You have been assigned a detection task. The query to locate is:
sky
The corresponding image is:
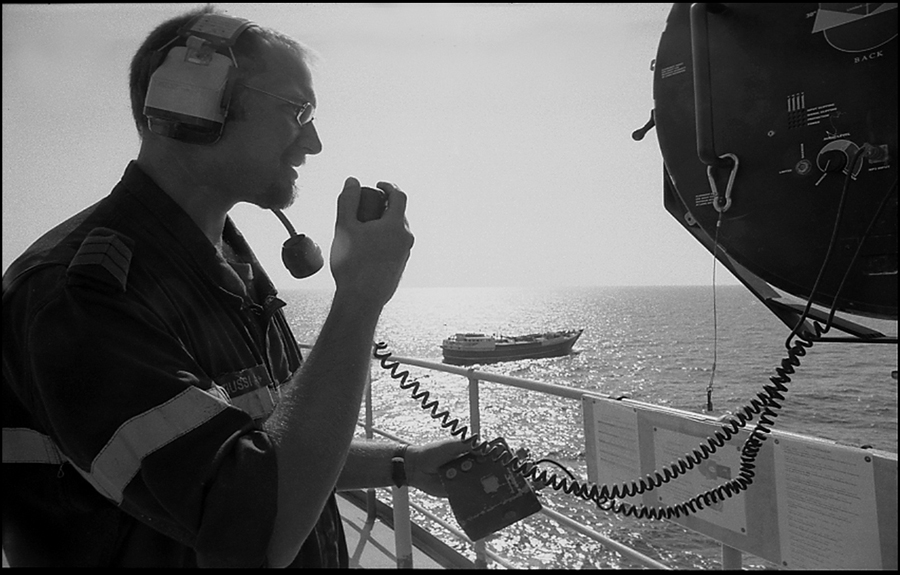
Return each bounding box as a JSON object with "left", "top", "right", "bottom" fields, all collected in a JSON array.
[{"left": 2, "top": 3, "right": 740, "bottom": 291}]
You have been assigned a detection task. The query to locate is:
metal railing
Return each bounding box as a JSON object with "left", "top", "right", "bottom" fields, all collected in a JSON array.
[
  {"left": 300, "top": 343, "right": 695, "bottom": 569},
  {"left": 376, "top": 351, "right": 679, "bottom": 569}
]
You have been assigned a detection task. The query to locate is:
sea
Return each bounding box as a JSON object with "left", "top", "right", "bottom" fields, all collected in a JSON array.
[{"left": 280, "top": 285, "right": 898, "bottom": 570}]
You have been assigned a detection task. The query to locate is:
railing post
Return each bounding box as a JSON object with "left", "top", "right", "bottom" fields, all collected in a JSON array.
[
  {"left": 468, "top": 370, "right": 481, "bottom": 436},
  {"left": 392, "top": 486, "right": 414, "bottom": 568},
  {"left": 721, "top": 544, "right": 742, "bottom": 570},
  {"left": 365, "top": 366, "right": 374, "bottom": 440},
  {"left": 351, "top": 366, "right": 379, "bottom": 566},
  {"left": 467, "top": 370, "right": 489, "bottom": 569}
]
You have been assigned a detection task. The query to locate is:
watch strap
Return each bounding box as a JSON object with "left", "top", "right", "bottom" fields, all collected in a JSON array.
[{"left": 391, "top": 444, "right": 409, "bottom": 488}]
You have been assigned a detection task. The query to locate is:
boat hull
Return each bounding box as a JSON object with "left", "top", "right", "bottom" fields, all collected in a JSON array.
[{"left": 441, "top": 331, "right": 581, "bottom": 365}]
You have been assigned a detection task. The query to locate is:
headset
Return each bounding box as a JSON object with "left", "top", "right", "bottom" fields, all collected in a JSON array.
[
  {"left": 144, "top": 13, "right": 254, "bottom": 145},
  {"left": 143, "top": 13, "right": 334, "bottom": 278}
]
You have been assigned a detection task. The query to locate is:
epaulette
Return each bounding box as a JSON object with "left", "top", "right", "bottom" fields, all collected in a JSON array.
[{"left": 66, "top": 227, "right": 135, "bottom": 293}]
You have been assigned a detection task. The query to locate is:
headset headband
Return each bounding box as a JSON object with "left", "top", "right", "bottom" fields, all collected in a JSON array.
[{"left": 178, "top": 14, "right": 255, "bottom": 52}]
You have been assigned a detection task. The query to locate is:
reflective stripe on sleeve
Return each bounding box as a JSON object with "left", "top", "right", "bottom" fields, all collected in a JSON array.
[
  {"left": 4, "top": 387, "right": 231, "bottom": 504},
  {"left": 86, "top": 386, "right": 231, "bottom": 503}
]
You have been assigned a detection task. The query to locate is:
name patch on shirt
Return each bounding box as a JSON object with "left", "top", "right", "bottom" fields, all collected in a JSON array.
[
  {"left": 216, "top": 364, "right": 271, "bottom": 397},
  {"left": 214, "top": 365, "right": 278, "bottom": 420}
]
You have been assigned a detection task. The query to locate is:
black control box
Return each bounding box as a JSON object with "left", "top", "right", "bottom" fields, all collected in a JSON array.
[{"left": 439, "top": 438, "right": 542, "bottom": 541}]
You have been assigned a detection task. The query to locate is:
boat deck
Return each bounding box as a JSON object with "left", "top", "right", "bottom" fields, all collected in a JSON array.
[
  {"left": 1, "top": 493, "right": 463, "bottom": 569},
  {"left": 338, "top": 489, "right": 473, "bottom": 569},
  {"left": 339, "top": 492, "right": 445, "bottom": 569}
]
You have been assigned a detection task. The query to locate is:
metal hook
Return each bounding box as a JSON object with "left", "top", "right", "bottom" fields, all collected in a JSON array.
[{"left": 707, "top": 153, "right": 739, "bottom": 213}]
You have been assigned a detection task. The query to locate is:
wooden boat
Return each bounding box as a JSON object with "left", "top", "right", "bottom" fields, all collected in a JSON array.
[{"left": 441, "top": 329, "right": 583, "bottom": 365}]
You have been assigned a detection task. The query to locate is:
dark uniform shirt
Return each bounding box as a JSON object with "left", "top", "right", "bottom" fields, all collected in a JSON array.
[{"left": 2, "top": 162, "right": 347, "bottom": 567}]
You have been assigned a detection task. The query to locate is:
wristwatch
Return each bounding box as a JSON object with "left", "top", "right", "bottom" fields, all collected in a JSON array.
[{"left": 391, "top": 444, "right": 409, "bottom": 488}]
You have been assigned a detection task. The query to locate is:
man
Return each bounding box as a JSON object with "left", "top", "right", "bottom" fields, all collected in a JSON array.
[{"left": 2, "top": 6, "right": 468, "bottom": 568}]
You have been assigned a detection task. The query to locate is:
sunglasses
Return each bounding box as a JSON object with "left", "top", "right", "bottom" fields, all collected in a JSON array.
[{"left": 239, "top": 84, "right": 315, "bottom": 127}]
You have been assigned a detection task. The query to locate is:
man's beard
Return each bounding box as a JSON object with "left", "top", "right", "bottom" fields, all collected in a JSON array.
[{"left": 257, "top": 180, "right": 297, "bottom": 211}]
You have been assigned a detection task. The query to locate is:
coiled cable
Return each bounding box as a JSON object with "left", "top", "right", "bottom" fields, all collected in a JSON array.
[{"left": 373, "top": 338, "right": 796, "bottom": 519}]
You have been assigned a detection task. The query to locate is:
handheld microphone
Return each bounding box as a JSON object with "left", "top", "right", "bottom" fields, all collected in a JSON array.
[
  {"left": 272, "top": 209, "right": 324, "bottom": 278},
  {"left": 274, "top": 185, "right": 387, "bottom": 279},
  {"left": 356, "top": 185, "right": 387, "bottom": 222}
]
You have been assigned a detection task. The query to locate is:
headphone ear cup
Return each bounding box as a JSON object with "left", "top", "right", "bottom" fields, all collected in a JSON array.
[
  {"left": 144, "top": 47, "right": 235, "bottom": 144},
  {"left": 142, "top": 14, "right": 254, "bottom": 144}
]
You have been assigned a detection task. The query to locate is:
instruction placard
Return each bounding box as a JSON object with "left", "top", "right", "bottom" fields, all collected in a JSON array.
[
  {"left": 582, "top": 394, "right": 896, "bottom": 569},
  {"left": 773, "top": 435, "right": 881, "bottom": 569}
]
